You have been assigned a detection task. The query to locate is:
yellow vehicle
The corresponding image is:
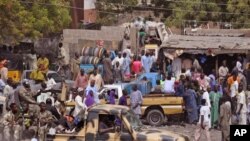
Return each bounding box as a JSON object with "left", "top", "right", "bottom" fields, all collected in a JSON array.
[
  {"left": 134, "top": 94, "right": 184, "bottom": 126},
  {"left": 51, "top": 104, "right": 189, "bottom": 141},
  {"left": 8, "top": 70, "right": 21, "bottom": 83},
  {"left": 66, "top": 85, "right": 185, "bottom": 127}
]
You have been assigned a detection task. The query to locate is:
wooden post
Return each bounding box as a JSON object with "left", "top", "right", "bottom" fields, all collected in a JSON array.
[{"left": 60, "top": 82, "right": 67, "bottom": 102}]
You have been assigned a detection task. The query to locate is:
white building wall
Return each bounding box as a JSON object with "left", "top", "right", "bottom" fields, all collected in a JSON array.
[{"left": 84, "top": 0, "right": 96, "bottom": 10}]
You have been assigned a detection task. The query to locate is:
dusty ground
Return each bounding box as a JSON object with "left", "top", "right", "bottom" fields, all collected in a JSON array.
[{"left": 144, "top": 124, "right": 221, "bottom": 141}]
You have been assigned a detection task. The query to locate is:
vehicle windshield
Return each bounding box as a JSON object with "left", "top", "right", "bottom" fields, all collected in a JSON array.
[{"left": 125, "top": 110, "right": 143, "bottom": 131}]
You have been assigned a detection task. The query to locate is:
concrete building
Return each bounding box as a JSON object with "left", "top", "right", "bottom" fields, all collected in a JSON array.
[{"left": 70, "top": 0, "right": 97, "bottom": 29}]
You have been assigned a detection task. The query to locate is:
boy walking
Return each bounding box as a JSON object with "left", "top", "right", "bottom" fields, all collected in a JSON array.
[{"left": 194, "top": 99, "right": 211, "bottom": 141}]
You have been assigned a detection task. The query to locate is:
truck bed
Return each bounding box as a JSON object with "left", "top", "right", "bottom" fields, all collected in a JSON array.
[
  {"left": 127, "top": 94, "right": 183, "bottom": 106},
  {"left": 142, "top": 94, "right": 183, "bottom": 105}
]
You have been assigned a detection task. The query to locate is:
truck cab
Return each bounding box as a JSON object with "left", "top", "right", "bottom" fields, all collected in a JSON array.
[{"left": 52, "top": 104, "right": 189, "bottom": 141}]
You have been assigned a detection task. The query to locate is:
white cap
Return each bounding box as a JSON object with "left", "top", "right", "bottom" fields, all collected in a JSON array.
[{"left": 77, "top": 87, "right": 84, "bottom": 92}]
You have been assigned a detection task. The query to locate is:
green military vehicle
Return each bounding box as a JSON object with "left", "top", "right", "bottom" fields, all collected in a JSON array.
[{"left": 50, "top": 104, "right": 189, "bottom": 141}]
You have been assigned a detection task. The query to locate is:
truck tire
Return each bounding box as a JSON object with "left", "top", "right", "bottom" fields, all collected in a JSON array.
[{"left": 146, "top": 109, "right": 164, "bottom": 126}]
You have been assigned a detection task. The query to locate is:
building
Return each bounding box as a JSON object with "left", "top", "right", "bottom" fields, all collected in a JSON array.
[{"left": 70, "top": 0, "right": 97, "bottom": 29}]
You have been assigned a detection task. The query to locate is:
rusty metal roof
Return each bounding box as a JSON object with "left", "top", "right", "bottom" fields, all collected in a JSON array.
[{"left": 161, "top": 35, "right": 250, "bottom": 54}]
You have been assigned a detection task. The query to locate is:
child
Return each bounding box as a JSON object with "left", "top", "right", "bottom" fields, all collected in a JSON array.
[{"left": 194, "top": 99, "right": 211, "bottom": 141}]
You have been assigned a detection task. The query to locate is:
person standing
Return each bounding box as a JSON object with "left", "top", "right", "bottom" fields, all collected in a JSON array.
[
  {"left": 3, "top": 78, "right": 14, "bottom": 108},
  {"left": 70, "top": 53, "right": 80, "bottom": 80},
  {"left": 176, "top": 75, "right": 186, "bottom": 96},
  {"left": 197, "top": 73, "right": 209, "bottom": 91},
  {"left": 26, "top": 49, "right": 38, "bottom": 70},
  {"left": 219, "top": 60, "right": 229, "bottom": 85},
  {"left": 103, "top": 53, "right": 113, "bottom": 84},
  {"left": 85, "top": 90, "right": 95, "bottom": 107},
  {"left": 229, "top": 73, "right": 239, "bottom": 98},
  {"left": 18, "top": 82, "right": 38, "bottom": 114},
  {"left": 46, "top": 75, "right": 56, "bottom": 89},
  {"left": 86, "top": 80, "right": 99, "bottom": 104},
  {"left": 121, "top": 53, "right": 131, "bottom": 79},
  {"left": 0, "top": 59, "right": 8, "bottom": 82},
  {"left": 0, "top": 74, "right": 6, "bottom": 95},
  {"left": 37, "top": 54, "right": 49, "bottom": 74},
  {"left": 130, "top": 85, "right": 143, "bottom": 119},
  {"left": 112, "top": 52, "right": 124, "bottom": 68},
  {"left": 113, "top": 62, "right": 122, "bottom": 83},
  {"left": 172, "top": 57, "right": 182, "bottom": 79},
  {"left": 74, "top": 69, "right": 88, "bottom": 89},
  {"left": 236, "top": 56, "right": 243, "bottom": 73},
  {"left": 237, "top": 84, "right": 247, "bottom": 125},
  {"left": 183, "top": 83, "right": 198, "bottom": 124},
  {"left": 123, "top": 46, "right": 132, "bottom": 58},
  {"left": 202, "top": 87, "right": 211, "bottom": 108},
  {"left": 209, "top": 86, "right": 222, "bottom": 128},
  {"left": 37, "top": 102, "right": 53, "bottom": 141},
  {"left": 132, "top": 56, "right": 142, "bottom": 75},
  {"left": 3, "top": 103, "right": 21, "bottom": 141},
  {"left": 58, "top": 43, "right": 68, "bottom": 67},
  {"left": 89, "top": 67, "right": 104, "bottom": 91},
  {"left": 219, "top": 97, "right": 231, "bottom": 141},
  {"left": 194, "top": 99, "right": 211, "bottom": 141},
  {"left": 141, "top": 52, "right": 151, "bottom": 73},
  {"left": 119, "top": 90, "right": 128, "bottom": 106},
  {"left": 73, "top": 90, "right": 87, "bottom": 117}
]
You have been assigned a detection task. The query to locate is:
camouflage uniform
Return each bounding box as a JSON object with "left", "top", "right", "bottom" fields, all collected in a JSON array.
[
  {"left": 2, "top": 111, "right": 21, "bottom": 141},
  {"left": 38, "top": 110, "right": 54, "bottom": 141},
  {"left": 18, "top": 86, "right": 39, "bottom": 114}
]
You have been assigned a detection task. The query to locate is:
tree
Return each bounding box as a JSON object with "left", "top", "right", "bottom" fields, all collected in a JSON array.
[
  {"left": 226, "top": 0, "right": 250, "bottom": 28},
  {"left": 95, "top": 0, "right": 137, "bottom": 25},
  {"left": 0, "top": 0, "right": 71, "bottom": 44},
  {"left": 163, "top": 0, "right": 220, "bottom": 27}
]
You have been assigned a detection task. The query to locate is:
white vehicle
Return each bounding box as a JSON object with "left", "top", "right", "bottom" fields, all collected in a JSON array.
[{"left": 20, "top": 70, "right": 74, "bottom": 91}]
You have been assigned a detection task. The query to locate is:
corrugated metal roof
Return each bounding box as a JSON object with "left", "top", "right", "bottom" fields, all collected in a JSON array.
[{"left": 161, "top": 35, "right": 250, "bottom": 50}]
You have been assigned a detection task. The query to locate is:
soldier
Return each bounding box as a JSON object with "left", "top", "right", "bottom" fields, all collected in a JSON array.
[
  {"left": 3, "top": 103, "right": 21, "bottom": 141},
  {"left": 18, "top": 81, "right": 39, "bottom": 114},
  {"left": 38, "top": 102, "right": 54, "bottom": 141}
]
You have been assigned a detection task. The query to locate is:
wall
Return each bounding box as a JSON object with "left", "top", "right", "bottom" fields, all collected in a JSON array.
[{"left": 62, "top": 26, "right": 127, "bottom": 58}]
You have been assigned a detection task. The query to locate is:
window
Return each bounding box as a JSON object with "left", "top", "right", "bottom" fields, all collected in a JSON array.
[
  {"left": 98, "top": 114, "right": 116, "bottom": 134},
  {"left": 47, "top": 73, "right": 62, "bottom": 83}
]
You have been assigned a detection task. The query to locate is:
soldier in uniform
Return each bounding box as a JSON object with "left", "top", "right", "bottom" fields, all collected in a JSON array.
[
  {"left": 3, "top": 103, "right": 21, "bottom": 141},
  {"left": 18, "top": 81, "right": 39, "bottom": 114},
  {"left": 38, "top": 102, "right": 54, "bottom": 141}
]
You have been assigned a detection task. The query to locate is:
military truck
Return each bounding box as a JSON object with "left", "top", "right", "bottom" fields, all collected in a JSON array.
[{"left": 51, "top": 104, "right": 189, "bottom": 141}]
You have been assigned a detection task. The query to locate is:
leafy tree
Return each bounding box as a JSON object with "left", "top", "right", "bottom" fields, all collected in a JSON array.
[
  {"left": 163, "top": 0, "right": 220, "bottom": 27},
  {"left": 96, "top": 0, "right": 137, "bottom": 25},
  {"left": 0, "top": 0, "right": 71, "bottom": 44},
  {"left": 226, "top": 0, "right": 250, "bottom": 28}
]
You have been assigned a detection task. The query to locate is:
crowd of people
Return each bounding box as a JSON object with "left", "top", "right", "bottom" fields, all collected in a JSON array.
[{"left": 1, "top": 41, "right": 250, "bottom": 141}]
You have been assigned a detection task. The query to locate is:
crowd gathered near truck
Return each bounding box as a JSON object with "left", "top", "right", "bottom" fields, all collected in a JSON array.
[{"left": 0, "top": 20, "right": 250, "bottom": 141}]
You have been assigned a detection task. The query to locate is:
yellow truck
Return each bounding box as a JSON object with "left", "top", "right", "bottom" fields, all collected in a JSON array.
[
  {"left": 50, "top": 104, "right": 189, "bottom": 141},
  {"left": 66, "top": 85, "right": 185, "bottom": 127}
]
